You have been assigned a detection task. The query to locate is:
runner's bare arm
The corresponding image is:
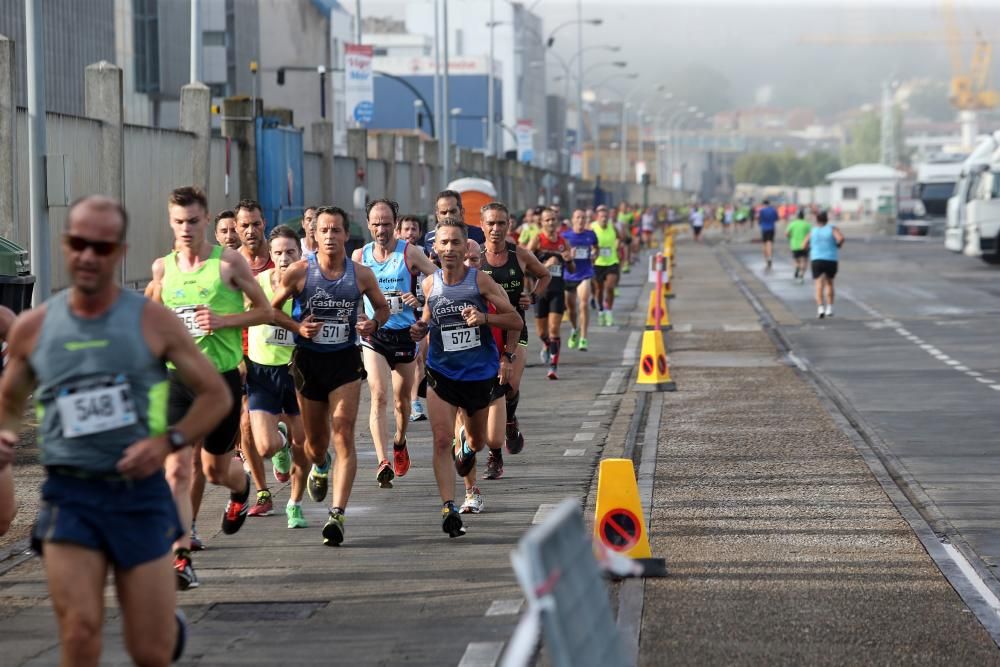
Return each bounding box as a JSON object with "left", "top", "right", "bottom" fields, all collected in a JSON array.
[
  {"left": 355, "top": 263, "right": 390, "bottom": 336},
  {"left": 146, "top": 257, "right": 166, "bottom": 303},
  {"left": 351, "top": 248, "right": 363, "bottom": 263},
  {"left": 476, "top": 272, "right": 524, "bottom": 331},
  {"left": 802, "top": 231, "right": 812, "bottom": 250},
  {"left": 517, "top": 246, "right": 551, "bottom": 298},
  {"left": 271, "top": 260, "right": 310, "bottom": 335},
  {"left": 833, "top": 227, "right": 845, "bottom": 247},
  {"left": 118, "top": 302, "right": 233, "bottom": 479},
  {"left": 210, "top": 247, "right": 274, "bottom": 330},
  {"left": 410, "top": 276, "right": 433, "bottom": 340},
  {"left": 406, "top": 243, "right": 439, "bottom": 278},
  {"left": 0, "top": 306, "right": 15, "bottom": 341},
  {"left": 0, "top": 309, "right": 44, "bottom": 451}
]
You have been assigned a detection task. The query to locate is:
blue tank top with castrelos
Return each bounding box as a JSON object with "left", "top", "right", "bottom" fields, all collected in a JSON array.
[
  {"left": 426, "top": 268, "right": 498, "bottom": 382},
  {"left": 809, "top": 225, "right": 839, "bottom": 262},
  {"left": 292, "top": 254, "right": 361, "bottom": 353},
  {"left": 361, "top": 239, "right": 415, "bottom": 330}
]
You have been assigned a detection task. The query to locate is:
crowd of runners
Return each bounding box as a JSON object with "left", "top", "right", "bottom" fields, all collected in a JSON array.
[{"left": 0, "top": 187, "right": 656, "bottom": 666}]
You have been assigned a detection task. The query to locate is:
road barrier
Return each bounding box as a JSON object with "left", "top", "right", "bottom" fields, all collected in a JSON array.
[
  {"left": 504, "top": 499, "right": 628, "bottom": 667},
  {"left": 636, "top": 252, "right": 676, "bottom": 392},
  {"left": 594, "top": 459, "right": 653, "bottom": 559}
]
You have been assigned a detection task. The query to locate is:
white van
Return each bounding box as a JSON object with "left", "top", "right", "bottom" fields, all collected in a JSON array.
[{"left": 945, "top": 133, "right": 998, "bottom": 253}]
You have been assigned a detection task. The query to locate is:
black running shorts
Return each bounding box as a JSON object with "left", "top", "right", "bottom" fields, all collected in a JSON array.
[
  {"left": 362, "top": 326, "right": 417, "bottom": 369},
  {"left": 792, "top": 249, "right": 808, "bottom": 259},
  {"left": 761, "top": 229, "right": 776, "bottom": 243},
  {"left": 291, "top": 346, "right": 366, "bottom": 402},
  {"left": 168, "top": 368, "right": 242, "bottom": 455},
  {"left": 594, "top": 264, "right": 620, "bottom": 283},
  {"left": 535, "top": 289, "right": 566, "bottom": 319},
  {"left": 426, "top": 368, "right": 497, "bottom": 416},
  {"left": 811, "top": 260, "right": 838, "bottom": 279}
]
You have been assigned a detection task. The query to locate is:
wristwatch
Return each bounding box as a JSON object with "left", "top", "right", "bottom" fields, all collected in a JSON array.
[
  {"left": 503, "top": 351, "right": 517, "bottom": 362},
  {"left": 166, "top": 428, "right": 188, "bottom": 452}
]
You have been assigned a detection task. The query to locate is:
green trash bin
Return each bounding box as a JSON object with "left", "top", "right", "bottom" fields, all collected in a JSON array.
[{"left": 0, "top": 237, "right": 35, "bottom": 314}]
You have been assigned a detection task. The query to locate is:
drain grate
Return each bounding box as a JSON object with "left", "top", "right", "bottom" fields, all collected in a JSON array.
[{"left": 205, "top": 601, "right": 326, "bottom": 622}]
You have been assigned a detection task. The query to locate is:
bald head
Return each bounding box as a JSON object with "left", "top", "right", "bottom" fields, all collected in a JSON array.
[
  {"left": 464, "top": 239, "right": 482, "bottom": 268},
  {"left": 66, "top": 195, "right": 129, "bottom": 242}
]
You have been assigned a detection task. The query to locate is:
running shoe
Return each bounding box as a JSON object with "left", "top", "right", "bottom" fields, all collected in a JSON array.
[
  {"left": 248, "top": 489, "right": 273, "bottom": 517},
  {"left": 817, "top": 306, "right": 826, "bottom": 319},
  {"left": 484, "top": 450, "right": 505, "bottom": 479},
  {"left": 539, "top": 346, "right": 551, "bottom": 366},
  {"left": 825, "top": 304, "right": 834, "bottom": 318},
  {"left": 567, "top": 330, "right": 579, "bottom": 349},
  {"left": 393, "top": 438, "right": 411, "bottom": 477},
  {"left": 189, "top": 526, "right": 205, "bottom": 551},
  {"left": 453, "top": 433, "right": 476, "bottom": 478},
  {"left": 589, "top": 297, "right": 598, "bottom": 310},
  {"left": 286, "top": 504, "right": 307, "bottom": 529},
  {"left": 307, "top": 452, "right": 333, "bottom": 502},
  {"left": 622, "top": 263, "right": 631, "bottom": 274},
  {"left": 547, "top": 368, "right": 559, "bottom": 381},
  {"left": 409, "top": 399, "right": 427, "bottom": 422},
  {"left": 221, "top": 473, "right": 252, "bottom": 534},
  {"left": 322, "top": 510, "right": 346, "bottom": 546},
  {"left": 578, "top": 337, "right": 589, "bottom": 352},
  {"left": 174, "top": 553, "right": 199, "bottom": 591},
  {"left": 505, "top": 419, "right": 524, "bottom": 455},
  {"left": 606, "top": 312, "right": 616, "bottom": 327},
  {"left": 442, "top": 502, "right": 466, "bottom": 538},
  {"left": 460, "top": 486, "right": 485, "bottom": 514},
  {"left": 376, "top": 459, "right": 395, "bottom": 488},
  {"left": 272, "top": 423, "right": 291, "bottom": 483},
  {"left": 613, "top": 287, "right": 621, "bottom": 297}
]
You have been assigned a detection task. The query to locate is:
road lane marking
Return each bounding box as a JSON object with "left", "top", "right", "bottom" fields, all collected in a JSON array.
[
  {"left": 563, "top": 448, "right": 586, "bottom": 456},
  {"left": 619, "top": 331, "right": 641, "bottom": 366},
  {"left": 976, "top": 378, "right": 994, "bottom": 384},
  {"left": 458, "top": 642, "right": 505, "bottom": 667},
  {"left": 587, "top": 409, "right": 607, "bottom": 416},
  {"left": 581, "top": 421, "right": 601, "bottom": 428},
  {"left": 786, "top": 352, "right": 808, "bottom": 371},
  {"left": 955, "top": 365, "right": 970, "bottom": 371},
  {"left": 532, "top": 504, "right": 560, "bottom": 525},
  {"left": 946, "top": 360, "right": 961, "bottom": 366},
  {"left": 992, "top": 386, "right": 1000, "bottom": 391},
  {"left": 941, "top": 543, "right": 1000, "bottom": 619},
  {"left": 967, "top": 371, "right": 983, "bottom": 377},
  {"left": 486, "top": 599, "right": 523, "bottom": 616},
  {"left": 573, "top": 432, "right": 595, "bottom": 442}
]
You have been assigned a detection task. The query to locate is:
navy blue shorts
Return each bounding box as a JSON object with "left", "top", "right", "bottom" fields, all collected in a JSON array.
[
  {"left": 246, "top": 360, "right": 300, "bottom": 415},
  {"left": 32, "top": 470, "right": 183, "bottom": 570}
]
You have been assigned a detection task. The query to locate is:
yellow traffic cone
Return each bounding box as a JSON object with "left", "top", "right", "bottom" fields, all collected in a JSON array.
[
  {"left": 594, "top": 458, "right": 652, "bottom": 559},
  {"left": 645, "top": 290, "right": 672, "bottom": 330},
  {"left": 635, "top": 329, "right": 676, "bottom": 392}
]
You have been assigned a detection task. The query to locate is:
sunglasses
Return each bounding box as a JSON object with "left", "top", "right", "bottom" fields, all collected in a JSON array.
[{"left": 64, "top": 235, "right": 120, "bottom": 256}]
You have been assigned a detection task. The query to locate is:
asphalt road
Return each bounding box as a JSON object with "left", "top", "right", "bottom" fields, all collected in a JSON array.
[{"left": 729, "top": 232, "right": 1000, "bottom": 590}]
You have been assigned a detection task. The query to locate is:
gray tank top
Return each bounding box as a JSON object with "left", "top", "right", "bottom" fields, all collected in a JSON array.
[{"left": 30, "top": 289, "right": 169, "bottom": 473}]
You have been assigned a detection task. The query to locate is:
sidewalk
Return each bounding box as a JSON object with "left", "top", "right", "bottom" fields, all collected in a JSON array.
[{"left": 637, "top": 238, "right": 1000, "bottom": 664}]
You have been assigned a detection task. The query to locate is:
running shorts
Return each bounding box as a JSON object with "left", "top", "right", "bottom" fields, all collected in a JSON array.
[
  {"left": 792, "top": 249, "right": 808, "bottom": 260},
  {"left": 564, "top": 279, "right": 583, "bottom": 291},
  {"left": 426, "top": 367, "right": 497, "bottom": 416},
  {"left": 32, "top": 470, "right": 182, "bottom": 570},
  {"left": 168, "top": 368, "right": 242, "bottom": 455},
  {"left": 535, "top": 289, "right": 566, "bottom": 318},
  {"left": 291, "top": 345, "right": 365, "bottom": 402},
  {"left": 361, "top": 326, "right": 417, "bottom": 369},
  {"left": 594, "top": 264, "right": 620, "bottom": 283},
  {"left": 811, "top": 260, "right": 838, "bottom": 279},
  {"left": 761, "top": 229, "right": 776, "bottom": 243},
  {"left": 246, "top": 360, "right": 300, "bottom": 416}
]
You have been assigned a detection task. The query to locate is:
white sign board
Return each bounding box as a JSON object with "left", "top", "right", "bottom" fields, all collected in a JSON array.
[
  {"left": 345, "top": 44, "right": 374, "bottom": 127},
  {"left": 516, "top": 119, "right": 534, "bottom": 163}
]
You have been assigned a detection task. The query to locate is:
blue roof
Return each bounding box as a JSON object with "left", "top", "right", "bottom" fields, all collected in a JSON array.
[{"left": 310, "top": 0, "right": 344, "bottom": 16}]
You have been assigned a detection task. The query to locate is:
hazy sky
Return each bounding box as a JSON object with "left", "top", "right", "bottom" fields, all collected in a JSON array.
[{"left": 358, "top": 1, "right": 1000, "bottom": 118}]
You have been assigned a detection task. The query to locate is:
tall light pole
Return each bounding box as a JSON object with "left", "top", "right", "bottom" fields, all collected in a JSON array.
[
  {"left": 486, "top": 0, "right": 495, "bottom": 156},
  {"left": 442, "top": 0, "right": 451, "bottom": 185},
  {"left": 26, "top": 0, "right": 50, "bottom": 303},
  {"left": 190, "top": 0, "right": 202, "bottom": 82},
  {"left": 433, "top": 0, "right": 442, "bottom": 144}
]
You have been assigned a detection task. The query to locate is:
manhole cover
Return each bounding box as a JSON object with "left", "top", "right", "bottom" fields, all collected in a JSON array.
[{"left": 206, "top": 601, "right": 326, "bottom": 622}]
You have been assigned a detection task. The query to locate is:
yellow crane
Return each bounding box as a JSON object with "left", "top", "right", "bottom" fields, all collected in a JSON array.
[{"left": 800, "top": 0, "right": 999, "bottom": 111}]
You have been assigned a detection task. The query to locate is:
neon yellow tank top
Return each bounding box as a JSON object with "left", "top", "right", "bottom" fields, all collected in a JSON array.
[
  {"left": 247, "top": 269, "right": 294, "bottom": 366},
  {"left": 593, "top": 223, "right": 619, "bottom": 266},
  {"left": 161, "top": 245, "right": 244, "bottom": 372}
]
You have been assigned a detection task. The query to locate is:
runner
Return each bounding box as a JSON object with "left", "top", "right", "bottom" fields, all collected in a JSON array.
[
  {"left": 409, "top": 218, "right": 524, "bottom": 537},
  {"left": 0, "top": 195, "right": 231, "bottom": 665},
  {"left": 395, "top": 215, "right": 430, "bottom": 422},
  {"left": 561, "top": 208, "right": 598, "bottom": 351},
  {"left": 785, "top": 207, "right": 812, "bottom": 284},
  {"left": 423, "top": 190, "right": 485, "bottom": 254},
  {"left": 526, "top": 208, "right": 575, "bottom": 380},
  {"left": 234, "top": 199, "right": 276, "bottom": 519},
  {"left": 214, "top": 209, "right": 240, "bottom": 250},
  {"left": 616, "top": 202, "right": 634, "bottom": 272},
  {"left": 0, "top": 304, "right": 18, "bottom": 537},
  {"left": 353, "top": 199, "right": 439, "bottom": 488},
  {"left": 803, "top": 210, "right": 845, "bottom": 318},
  {"left": 270, "top": 206, "right": 389, "bottom": 546},
  {"left": 758, "top": 198, "right": 779, "bottom": 270},
  {"left": 690, "top": 205, "right": 705, "bottom": 242},
  {"left": 479, "top": 202, "right": 550, "bottom": 479},
  {"left": 591, "top": 205, "right": 625, "bottom": 327},
  {"left": 640, "top": 207, "right": 655, "bottom": 248},
  {"left": 722, "top": 204, "right": 735, "bottom": 240},
  {"left": 516, "top": 206, "right": 542, "bottom": 248},
  {"left": 245, "top": 225, "right": 308, "bottom": 528},
  {"left": 147, "top": 186, "right": 273, "bottom": 590},
  {"left": 300, "top": 205, "right": 318, "bottom": 256}
]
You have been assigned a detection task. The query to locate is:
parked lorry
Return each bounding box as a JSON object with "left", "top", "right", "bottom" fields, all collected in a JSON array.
[{"left": 945, "top": 134, "right": 998, "bottom": 253}]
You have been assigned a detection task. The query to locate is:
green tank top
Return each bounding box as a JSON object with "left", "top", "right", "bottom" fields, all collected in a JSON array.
[
  {"left": 593, "top": 223, "right": 619, "bottom": 266},
  {"left": 161, "top": 245, "right": 244, "bottom": 372},
  {"left": 30, "top": 289, "right": 169, "bottom": 473},
  {"left": 247, "top": 269, "right": 294, "bottom": 366}
]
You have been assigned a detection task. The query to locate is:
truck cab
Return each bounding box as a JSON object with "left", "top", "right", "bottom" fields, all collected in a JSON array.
[
  {"left": 945, "top": 134, "right": 998, "bottom": 253},
  {"left": 913, "top": 155, "right": 964, "bottom": 236},
  {"left": 964, "top": 157, "right": 1000, "bottom": 264}
]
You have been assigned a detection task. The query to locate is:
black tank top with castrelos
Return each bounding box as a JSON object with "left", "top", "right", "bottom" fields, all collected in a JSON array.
[{"left": 480, "top": 242, "right": 524, "bottom": 311}]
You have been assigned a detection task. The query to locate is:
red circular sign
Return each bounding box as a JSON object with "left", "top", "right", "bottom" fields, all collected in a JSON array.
[
  {"left": 641, "top": 355, "right": 654, "bottom": 376},
  {"left": 599, "top": 508, "right": 642, "bottom": 552}
]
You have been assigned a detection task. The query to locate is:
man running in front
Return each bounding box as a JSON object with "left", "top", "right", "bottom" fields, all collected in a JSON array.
[
  {"left": 271, "top": 206, "right": 389, "bottom": 546},
  {"left": 758, "top": 198, "right": 779, "bottom": 270},
  {"left": 0, "top": 195, "right": 231, "bottom": 665},
  {"left": 353, "top": 199, "right": 439, "bottom": 488},
  {"left": 526, "top": 208, "right": 574, "bottom": 380},
  {"left": 147, "top": 186, "right": 273, "bottom": 590},
  {"left": 590, "top": 205, "right": 624, "bottom": 327},
  {"left": 561, "top": 208, "right": 598, "bottom": 352},
  {"left": 410, "top": 218, "right": 524, "bottom": 537}
]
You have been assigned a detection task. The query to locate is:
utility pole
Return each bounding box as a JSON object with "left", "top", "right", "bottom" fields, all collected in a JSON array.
[
  {"left": 880, "top": 80, "right": 896, "bottom": 167},
  {"left": 576, "top": 0, "right": 583, "bottom": 175},
  {"left": 442, "top": 0, "right": 451, "bottom": 185},
  {"left": 190, "top": 0, "right": 201, "bottom": 82},
  {"left": 486, "top": 0, "right": 495, "bottom": 156},
  {"left": 25, "top": 0, "right": 50, "bottom": 303},
  {"left": 355, "top": 0, "right": 362, "bottom": 43},
  {"left": 433, "top": 0, "right": 442, "bottom": 145}
]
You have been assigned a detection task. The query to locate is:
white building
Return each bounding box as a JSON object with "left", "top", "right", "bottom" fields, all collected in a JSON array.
[{"left": 826, "top": 164, "right": 905, "bottom": 216}]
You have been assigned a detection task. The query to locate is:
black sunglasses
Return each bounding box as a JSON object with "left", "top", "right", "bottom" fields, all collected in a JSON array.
[{"left": 64, "top": 234, "right": 120, "bottom": 256}]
